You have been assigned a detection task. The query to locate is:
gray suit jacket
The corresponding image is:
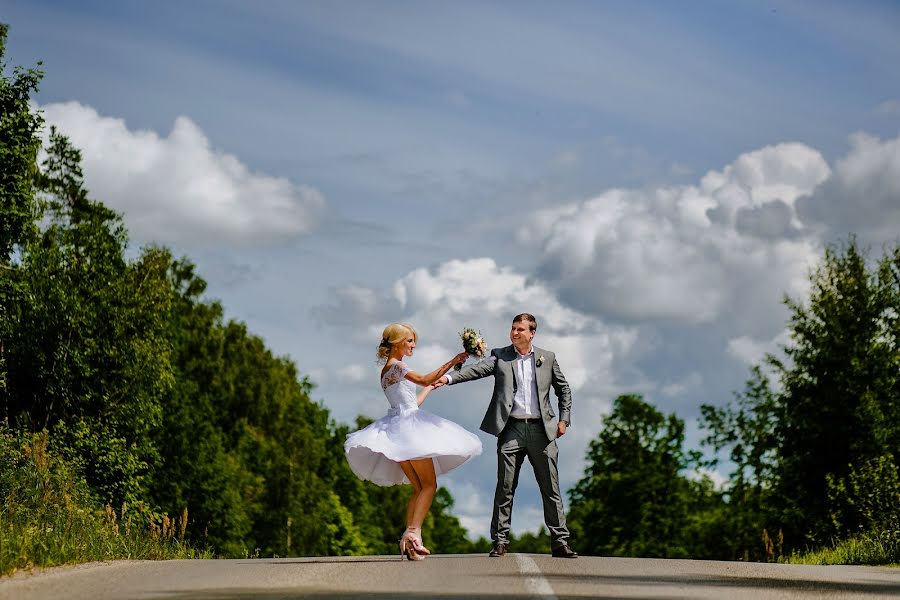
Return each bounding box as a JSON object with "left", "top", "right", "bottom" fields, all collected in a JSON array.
[{"left": 449, "top": 344, "right": 572, "bottom": 441}]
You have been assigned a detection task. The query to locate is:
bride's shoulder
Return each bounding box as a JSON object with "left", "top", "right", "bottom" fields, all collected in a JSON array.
[
  {"left": 380, "top": 360, "right": 410, "bottom": 388},
  {"left": 381, "top": 360, "right": 409, "bottom": 377}
]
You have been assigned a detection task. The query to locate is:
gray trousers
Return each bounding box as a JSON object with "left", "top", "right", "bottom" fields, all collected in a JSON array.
[{"left": 491, "top": 419, "right": 569, "bottom": 548}]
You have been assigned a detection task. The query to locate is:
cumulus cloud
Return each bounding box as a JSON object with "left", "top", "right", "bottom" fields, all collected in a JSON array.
[
  {"left": 798, "top": 132, "right": 900, "bottom": 246},
  {"left": 312, "top": 284, "right": 396, "bottom": 332},
  {"left": 524, "top": 142, "right": 829, "bottom": 330},
  {"left": 315, "top": 257, "right": 639, "bottom": 400},
  {"left": 727, "top": 329, "right": 792, "bottom": 367},
  {"left": 40, "top": 101, "right": 325, "bottom": 245},
  {"left": 336, "top": 364, "right": 369, "bottom": 383}
]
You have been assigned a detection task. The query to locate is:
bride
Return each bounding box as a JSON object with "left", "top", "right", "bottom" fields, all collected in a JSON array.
[{"left": 344, "top": 323, "right": 483, "bottom": 560}]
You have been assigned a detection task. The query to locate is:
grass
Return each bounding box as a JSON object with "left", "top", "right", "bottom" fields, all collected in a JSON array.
[
  {"left": 786, "top": 529, "right": 900, "bottom": 566},
  {"left": 0, "top": 427, "right": 211, "bottom": 576}
]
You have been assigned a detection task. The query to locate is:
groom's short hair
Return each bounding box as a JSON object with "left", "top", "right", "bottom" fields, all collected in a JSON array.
[{"left": 512, "top": 313, "right": 537, "bottom": 332}]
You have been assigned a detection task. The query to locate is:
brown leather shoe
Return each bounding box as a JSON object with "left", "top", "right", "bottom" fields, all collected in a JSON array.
[
  {"left": 551, "top": 544, "right": 579, "bottom": 558},
  {"left": 489, "top": 543, "right": 508, "bottom": 557}
]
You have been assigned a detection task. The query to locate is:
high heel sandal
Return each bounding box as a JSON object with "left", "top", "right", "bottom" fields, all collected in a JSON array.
[
  {"left": 406, "top": 527, "right": 430, "bottom": 556},
  {"left": 399, "top": 530, "right": 423, "bottom": 561}
]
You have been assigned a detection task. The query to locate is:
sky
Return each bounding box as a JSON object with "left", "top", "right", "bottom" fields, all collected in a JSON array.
[{"left": 4, "top": 0, "right": 900, "bottom": 540}]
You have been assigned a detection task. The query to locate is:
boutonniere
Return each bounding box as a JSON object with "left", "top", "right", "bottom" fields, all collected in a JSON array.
[{"left": 536, "top": 355, "right": 545, "bottom": 367}]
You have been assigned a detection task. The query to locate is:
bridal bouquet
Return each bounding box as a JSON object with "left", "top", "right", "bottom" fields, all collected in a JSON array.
[{"left": 455, "top": 327, "right": 488, "bottom": 371}]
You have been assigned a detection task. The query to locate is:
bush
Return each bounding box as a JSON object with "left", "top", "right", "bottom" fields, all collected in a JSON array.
[{"left": 0, "top": 425, "right": 209, "bottom": 575}]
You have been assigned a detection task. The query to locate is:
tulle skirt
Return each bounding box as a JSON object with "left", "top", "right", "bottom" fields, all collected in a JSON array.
[{"left": 344, "top": 407, "right": 483, "bottom": 486}]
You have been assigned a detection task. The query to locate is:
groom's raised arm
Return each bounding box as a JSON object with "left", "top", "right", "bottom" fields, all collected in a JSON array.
[{"left": 443, "top": 351, "right": 497, "bottom": 385}]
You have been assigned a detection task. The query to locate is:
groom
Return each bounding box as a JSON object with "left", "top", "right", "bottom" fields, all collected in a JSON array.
[{"left": 438, "top": 313, "right": 578, "bottom": 558}]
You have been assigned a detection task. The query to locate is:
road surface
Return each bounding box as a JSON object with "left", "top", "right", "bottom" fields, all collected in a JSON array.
[{"left": 2, "top": 554, "right": 899, "bottom": 599}]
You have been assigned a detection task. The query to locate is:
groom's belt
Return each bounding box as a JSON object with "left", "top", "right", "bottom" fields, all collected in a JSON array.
[{"left": 508, "top": 415, "right": 541, "bottom": 423}]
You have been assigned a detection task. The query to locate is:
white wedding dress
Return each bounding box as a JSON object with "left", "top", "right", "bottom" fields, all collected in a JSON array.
[{"left": 344, "top": 361, "right": 482, "bottom": 486}]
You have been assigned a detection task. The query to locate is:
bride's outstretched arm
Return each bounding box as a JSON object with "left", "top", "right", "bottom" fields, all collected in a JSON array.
[
  {"left": 416, "top": 384, "right": 435, "bottom": 406},
  {"left": 405, "top": 352, "right": 468, "bottom": 386}
]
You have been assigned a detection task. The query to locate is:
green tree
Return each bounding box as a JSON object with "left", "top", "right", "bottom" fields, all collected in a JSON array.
[
  {"left": 700, "top": 366, "right": 779, "bottom": 560},
  {"left": 703, "top": 239, "right": 900, "bottom": 555},
  {"left": 771, "top": 239, "right": 900, "bottom": 547},
  {"left": 507, "top": 527, "right": 551, "bottom": 554},
  {"left": 149, "top": 260, "right": 368, "bottom": 557},
  {"left": 0, "top": 23, "right": 44, "bottom": 402},
  {"left": 0, "top": 24, "right": 43, "bottom": 261},
  {"left": 568, "top": 394, "right": 717, "bottom": 558},
  {"left": 5, "top": 129, "right": 173, "bottom": 506}
]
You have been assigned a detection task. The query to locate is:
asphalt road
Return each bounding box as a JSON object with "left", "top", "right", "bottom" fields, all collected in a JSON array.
[{"left": 2, "top": 554, "right": 899, "bottom": 599}]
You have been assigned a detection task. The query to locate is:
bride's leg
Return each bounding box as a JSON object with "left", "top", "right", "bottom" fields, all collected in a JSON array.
[
  {"left": 398, "top": 461, "right": 425, "bottom": 560},
  {"left": 407, "top": 458, "right": 437, "bottom": 555},
  {"left": 400, "top": 461, "right": 422, "bottom": 527},
  {"left": 409, "top": 458, "right": 437, "bottom": 526}
]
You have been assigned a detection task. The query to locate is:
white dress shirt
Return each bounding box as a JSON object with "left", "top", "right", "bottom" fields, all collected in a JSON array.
[
  {"left": 510, "top": 346, "right": 540, "bottom": 419},
  {"left": 444, "top": 348, "right": 540, "bottom": 417}
]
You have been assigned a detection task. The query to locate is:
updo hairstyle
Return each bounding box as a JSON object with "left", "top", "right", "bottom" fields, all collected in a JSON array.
[{"left": 376, "top": 323, "right": 417, "bottom": 364}]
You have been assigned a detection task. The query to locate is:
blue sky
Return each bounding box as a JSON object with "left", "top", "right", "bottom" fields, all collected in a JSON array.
[{"left": 4, "top": 0, "right": 900, "bottom": 539}]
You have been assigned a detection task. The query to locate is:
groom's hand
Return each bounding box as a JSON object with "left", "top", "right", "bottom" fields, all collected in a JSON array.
[
  {"left": 434, "top": 375, "right": 449, "bottom": 388},
  {"left": 556, "top": 421, "right": 567, "bottom": 438}
]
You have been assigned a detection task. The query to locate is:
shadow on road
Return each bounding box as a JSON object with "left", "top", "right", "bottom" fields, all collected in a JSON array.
[
  {"left": 142, "top": 561, "right": 900, "bottom": 600},
  {"left": 493, "top": 571, "right": 900, "bottom": 597},
  {"left": 146, "top": 593, "right": 662, "bottom": 600},
  {"left": 148, "top": 571, "right": 900, "bottom": 600}
]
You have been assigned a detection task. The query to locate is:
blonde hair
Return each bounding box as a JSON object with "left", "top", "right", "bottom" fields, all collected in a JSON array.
[{"left": 376, "top": 323, "right": 417, "bottom": 364}]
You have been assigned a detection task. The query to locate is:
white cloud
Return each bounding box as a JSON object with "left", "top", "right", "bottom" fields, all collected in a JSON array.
[
  {"left": 727, "top": 329, "right": 791, "bottom": 367},
  {"left": 317, "top": 259, "right": 642, "bottom": 471},
  {"left": 392, "top": 258, "right": 598, "bottom": 335},
  {"left": 525, "top": 142, "right": 828, "bottom": 328},
  {"left": 40, "top": 101, "right": 325, "bottom": 245},
  {"left": 320, "top": 257, "right": 640, "bottom": 402},
  {"left": 798, "top": 132, "right": 900, "bottom": 245},
  {"left": 727, "top": 336, "right": 771, "bottom": 367},
  {"left": 406, "top": 343, "right": 455, "bottom": 374},
  {"left": 336, "top": 364, "right": 369, "bottom": 383}
]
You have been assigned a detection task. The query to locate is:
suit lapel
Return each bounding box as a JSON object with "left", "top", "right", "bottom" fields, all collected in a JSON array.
[
  {"left": 533, "top": 345, "right": 548, "bottom": 393},
  {"left": 504, "top": 345, "right": 518, "bottom": 392}
]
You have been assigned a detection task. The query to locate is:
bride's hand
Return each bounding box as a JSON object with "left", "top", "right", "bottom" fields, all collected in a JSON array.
[
  {"left": 417, "top": 384, "right": 436, "bottom": 404},
  {"left": 454, "top": 352, "right": 469, "bottom": 364}
]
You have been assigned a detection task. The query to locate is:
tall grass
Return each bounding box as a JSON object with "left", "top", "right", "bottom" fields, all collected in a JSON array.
[
  {"left": 786, "top": 529, "right": 900, "bottom": 566},
  {"left": 0, "top": 426, "right": 210, "bottom": 576}
]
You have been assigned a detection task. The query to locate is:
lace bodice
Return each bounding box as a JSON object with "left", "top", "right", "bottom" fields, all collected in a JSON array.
[{"left": 381, "top": 362, "right": 419, "bottom": 415}]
